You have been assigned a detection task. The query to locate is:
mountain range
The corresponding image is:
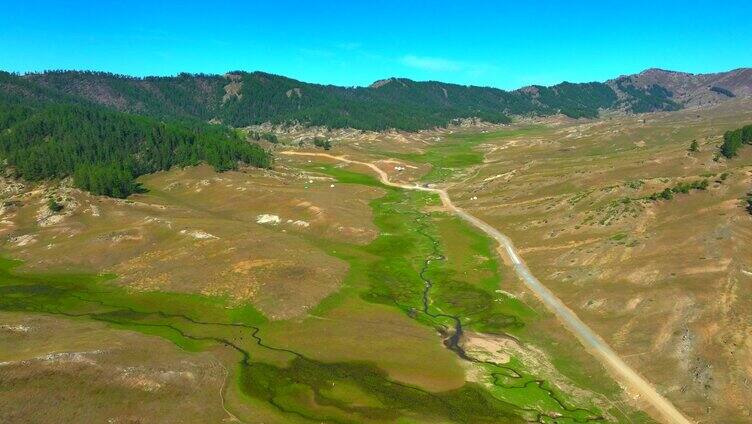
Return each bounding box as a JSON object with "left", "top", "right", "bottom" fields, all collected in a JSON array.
[{"left": 2, "top": 67, "right": 750, "bottom": 132}]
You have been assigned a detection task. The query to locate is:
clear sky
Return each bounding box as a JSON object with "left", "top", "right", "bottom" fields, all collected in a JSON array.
[{"left": 2, "top": 1, "right": 751, "bottom": 90}]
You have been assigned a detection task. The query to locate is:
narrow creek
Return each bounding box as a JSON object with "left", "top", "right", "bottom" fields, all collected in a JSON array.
[
  {"left": 411, "top": 212, "right": 604, "bottom": 423},
  {"left": 415, "top": 214, "right": 468, "bottom": 357}
]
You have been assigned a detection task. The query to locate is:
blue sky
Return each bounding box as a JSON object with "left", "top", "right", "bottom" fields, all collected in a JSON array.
[{"left": 2, "top": 1, "right": 751, "bottom": 90}]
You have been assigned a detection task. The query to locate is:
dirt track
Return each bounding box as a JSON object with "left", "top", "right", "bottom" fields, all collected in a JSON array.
[{"left": 281, "top": 151, "right": 693, "bottom": 424}]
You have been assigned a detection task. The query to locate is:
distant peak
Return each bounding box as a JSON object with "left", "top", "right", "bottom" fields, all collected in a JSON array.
[
  {"left": 637, "top": 68, "right": 692, "bottom": 77},
  {"left": 640, "top": 67, "right": 674, "bottom": 74},
  {"left": 518, "top": 85, "right": 541, "bottom": 95},
  {"left": 224, "top": 72, "right": 242, "bottom": 81},
  {"left": 369, "top": 77, "right": 410, "bottom": 89},
  {"left": 369, "top": 78, "right": 394, "bottom": 89}
]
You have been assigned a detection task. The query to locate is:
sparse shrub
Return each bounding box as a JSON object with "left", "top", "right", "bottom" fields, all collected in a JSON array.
[
  {"left": 261, "top": 132, "right": 278, "bottom": 143},
  {"left": 673, "top": 182, "right": 691, "bottom": 194},
  {"left": 47, "top": 197, "right": 63, "bottom": 213},
  {"left": 625, "top": 180, "right": 643, "bottom": 189},
  {"left": 646, "top": 179, "right": 707, "bottom": 202},
  {"left": 659, "top": 188, "right": 674, "bottom": 200},
  {"left": 313, "top": 137, "right": 332, "bottom": 150},
  {"left": 610, "top": 232, "right": 627, "bottom": 241}
]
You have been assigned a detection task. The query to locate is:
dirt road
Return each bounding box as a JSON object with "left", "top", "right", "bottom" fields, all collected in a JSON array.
[{"left": 281, "top": 151, "right": 692, "bottom": 424}]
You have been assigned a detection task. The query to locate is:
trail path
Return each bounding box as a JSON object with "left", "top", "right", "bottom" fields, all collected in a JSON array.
[{"left": 281, "top": 151, "right": 692, "bottom": 424}]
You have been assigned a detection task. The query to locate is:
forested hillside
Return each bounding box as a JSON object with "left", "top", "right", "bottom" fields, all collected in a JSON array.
[
  {"left": 1, "top": 67, "right": 747, "bottom": 197},
  {"left": 0, "top": 81, "right": 271, "bottom": 197},
  {"left": 720, "top": 123, "right": 752, "bottom": 158},
  {"left": 15, "top": 69, "right": 690, "bottom": 131},
  {"left": 26, "top": 70, "right": 225, "bottom": 121}
]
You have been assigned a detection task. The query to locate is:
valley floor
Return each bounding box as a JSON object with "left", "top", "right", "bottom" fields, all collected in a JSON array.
[{"left": 3, "top": 98, "right": 752, "bottom": 423}]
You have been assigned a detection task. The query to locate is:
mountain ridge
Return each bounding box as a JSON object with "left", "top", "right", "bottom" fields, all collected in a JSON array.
[{"left": 2, "top": 67, "right": 750, "bottom": 131}]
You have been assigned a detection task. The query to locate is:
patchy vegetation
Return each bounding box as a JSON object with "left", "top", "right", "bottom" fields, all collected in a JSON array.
[{"left": 646, "top": 179, "right": 709, "bottom": 201}]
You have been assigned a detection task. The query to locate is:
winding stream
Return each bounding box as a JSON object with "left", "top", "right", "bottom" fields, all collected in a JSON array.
[
  {"left": 280, "top": 150, "right": 693, "bottom": 424},
  {"left": 412, "top": 213, "right": 603, "bottom": 423}
]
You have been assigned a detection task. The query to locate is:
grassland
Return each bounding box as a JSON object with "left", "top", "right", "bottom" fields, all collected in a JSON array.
[
  {"left": 11, "top": 96, "right": 743, "bottom": 422},
  {"left": 0, "top": 164, "right": 381, "bottom": 320},
  {"left": 0, "top": 310, "right": 229, "bottom": 424},
  {"left": 380, "top": 127, "right": 547, "bottom": 182},
  {"left": 0, "top": 154, "right": 631, "bottom": 422}
]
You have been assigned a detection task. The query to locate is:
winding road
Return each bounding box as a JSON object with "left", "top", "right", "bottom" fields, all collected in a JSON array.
[{"left": 281, "top": 150, "right": 692, "bottom": 424}]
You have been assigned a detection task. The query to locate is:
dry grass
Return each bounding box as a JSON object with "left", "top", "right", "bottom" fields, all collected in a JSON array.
[
  {"left": 0, "top": 164, "right": 382, "bottom": 320},
  {"left": 0, "top": 312, "right": 227, "bottom": 424}
]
